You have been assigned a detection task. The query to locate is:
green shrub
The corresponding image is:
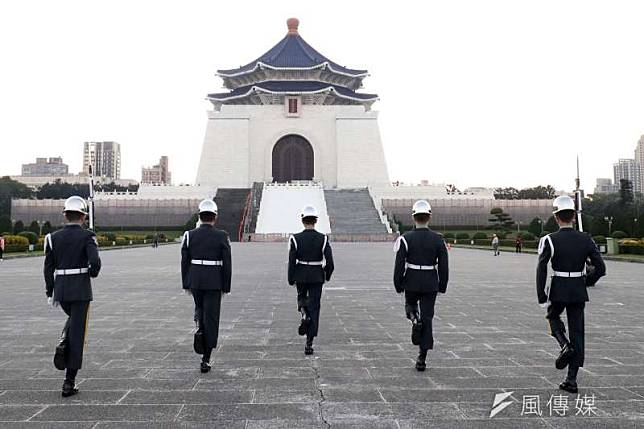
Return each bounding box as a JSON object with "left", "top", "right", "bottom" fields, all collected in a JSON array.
[
  {"left": 103, "top": 232, "right": 117, "bottom": 241},
  {"left": 443, "top": 233, "right": 455, "bottom": 239},
  {"left": 456, "top": 232, "right": 470, "bottom": 240},
  {"left": 5, "top": 243, "right": 29, "bottom": 252},
  {"left": 611, "top": 230, "right": 628, "bottom": 239},
  {"left": 3, "top": 235, "right": 29, "bottom": 246},
  {"left": 115, "top": 236, "right": 128, "bottom": 246},
  {"left": 472, "top": 232, "right": 487, "bottom": 240},
  {"left": 593, "top": 235, "right": 607, "bottom": 244},
  {"left": 18, "top": 231, "right": 38, "bottom": 244},
  {"left": 520, "top": 232, "right": 536, "bottom": 241}
]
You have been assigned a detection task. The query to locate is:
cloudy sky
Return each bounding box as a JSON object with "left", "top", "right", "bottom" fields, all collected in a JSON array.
[{"left": 1, "top": 0, "right": 643, "bottom": 191}]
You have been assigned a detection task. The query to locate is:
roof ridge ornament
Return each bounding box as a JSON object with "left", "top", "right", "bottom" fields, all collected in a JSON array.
[{"left": 287, "top": 17, "right": 299, "bottom": 35}]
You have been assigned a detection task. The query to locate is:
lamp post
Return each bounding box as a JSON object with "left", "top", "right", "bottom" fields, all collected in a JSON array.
[
  {"left": 604, "top": 216, "right": 614, "bottom": 236},
  {"left": 538, "top": 219, "right": 544, "bottom": 235}
]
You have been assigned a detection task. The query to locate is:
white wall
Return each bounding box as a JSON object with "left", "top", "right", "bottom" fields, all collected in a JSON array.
[{"left": 195, "top": 104, "right": 390, "bottom": 189}]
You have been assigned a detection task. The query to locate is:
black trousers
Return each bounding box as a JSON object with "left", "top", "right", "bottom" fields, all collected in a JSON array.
[
  {"left": 296, "top": 283, "right": 323, "bottom": 338},
  {"left": 59, "top": 301, "right": 90, "bottom": 370},
  {"left": 405, "top": 290, "right": 438, "bottom": 352},
  {"left": 192, "top": 289, "right": 222, "bottom": 351},
  {"left": 546, "top": 302, "right": 585, "bottom": 368}
]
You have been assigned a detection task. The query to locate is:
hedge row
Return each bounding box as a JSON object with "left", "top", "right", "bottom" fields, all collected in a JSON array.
[{"left": 2, "top": 238, "right": 170, "bottom": 253}]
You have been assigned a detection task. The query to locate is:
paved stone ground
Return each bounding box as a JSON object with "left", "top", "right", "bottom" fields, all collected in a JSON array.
[{"left": 0, "top": 243, "right": 642, "bottom": 428}]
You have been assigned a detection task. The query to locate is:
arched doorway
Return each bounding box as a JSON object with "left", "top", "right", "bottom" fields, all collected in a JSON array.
[{"left": 272, "top": 134, "right": 314, "bottom": 182}]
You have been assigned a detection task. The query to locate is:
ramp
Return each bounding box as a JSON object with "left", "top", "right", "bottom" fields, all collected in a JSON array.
[
  {"left": 214, "top": 188, "right": 250, "bottom": 241},
  {"left": 255, "top": 183, "right": 331, "bottom": 234}
]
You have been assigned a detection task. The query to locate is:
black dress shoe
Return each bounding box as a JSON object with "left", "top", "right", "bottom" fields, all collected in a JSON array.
[
  {"left": 559, "top": 378, "right": 578, "bottom": 393},
  {"left": 304, "top": 345, "right": 314, "bottom": 355},
  {"left": 298, "top": 317, "right": 310, "bottom": 336},
  {"left": 193, "top": 331, "right": 204, "bottom": 355},
  {"left": 61, "top": 380, "right": 78, "bottom": 397},
  {"left": 415, "top": 353, "right": 427, "bottom": 372},
  {"left": 200, "top": 361, "right": 211, "bottom": 373},
  {"left": 54, "top": 343, "right": 67, "bottom": 371},
  {"left": 555, "top": 344, "right": 575, "bottom": 370},
  {"left": 411, "top": 321, "right": 423, "bottom": 346}
]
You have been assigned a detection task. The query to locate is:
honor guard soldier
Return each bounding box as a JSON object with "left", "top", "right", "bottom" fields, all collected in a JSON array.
[
  {"left": 288, "top": 205, "right": 334, "bottom": 355},
  {"left": 393, "top": 200, "right": 449, "bottom": 371},
  {"left": 537, "top": 195, "right": 606, "bottom": 393},
  {"left": 181, "top": 199, "right": 232, "bottom": 373},
  {"left": 44, "top": 196, "right": 101, "bottom": 397}
]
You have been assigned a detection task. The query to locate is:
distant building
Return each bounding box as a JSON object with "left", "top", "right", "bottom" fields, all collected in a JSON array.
[
  {"left": 594, "top": 178, "right": 618, "bottom": 194},
  {"left": 635, "top": 135, "right": 644, "bottom": 193},
  {"left": 83, "top": 141, "right": 121, "bottom": 179},
  {"left": 21, "top": 157, "right": 69, "bottom": 176},
  {"left": 141, "top": 156, "right": 172, "bottom": 185},
  {"left": 10, "top": 174, "right": 137, "bottom": 189},
  {"left": 613, "top": 158, "right": 641, "bottom": 194}
]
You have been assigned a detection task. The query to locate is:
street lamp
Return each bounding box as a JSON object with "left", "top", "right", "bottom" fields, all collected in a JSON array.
[
  {"left": 604, "top": 216, "right": 614, "bottom": 236},
  {"left": 538, "top": 219, "right": 544, "bottom": 235}
]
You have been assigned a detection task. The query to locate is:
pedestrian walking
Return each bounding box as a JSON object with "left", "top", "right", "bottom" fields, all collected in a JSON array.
[
  {"left": 491, "top": 234, "right": 500, "bottom": 256},
  {"left": 0, "top": 233, "right": 4, "bottom": 261},
  {"left": 515, "top": 235, "right": 523, "bottom": 253}
]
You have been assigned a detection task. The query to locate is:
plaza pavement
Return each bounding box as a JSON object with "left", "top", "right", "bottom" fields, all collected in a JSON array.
[{"left": 0, "top": 242, "right": 642, "bottom": 428}]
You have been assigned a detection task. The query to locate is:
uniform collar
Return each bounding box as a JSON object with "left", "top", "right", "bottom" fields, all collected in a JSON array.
[
  {"left": 64, "top": 224, "right": 82, "bottom": 228},
  {"left": 199, "top": 223, "right": 214, "bottom": 228},
  {"left": 303, "top": 228, "right": 317, "bottom": 232},
  {"left": 414, "top": 226, "right": 430, "bottom": 230}
]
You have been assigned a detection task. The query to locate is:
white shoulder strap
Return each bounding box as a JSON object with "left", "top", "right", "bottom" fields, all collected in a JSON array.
[
  {"left": 321, "top": 234, "right": 328, "bottom": 268},
  {"left": 288, "top": 235, "right": 297, "bottom": 251},
  {"left": 182, "top": 231, "right": 190, "bottom": 248},
  {"left": 538, "top": 234, "right": 554, "bottom": 257},
  {"left": 393, "top": 236, "right": 408, "bottom": 253},
  {"left": 44, "top": 233, "right": 53, "bottom": 253}
]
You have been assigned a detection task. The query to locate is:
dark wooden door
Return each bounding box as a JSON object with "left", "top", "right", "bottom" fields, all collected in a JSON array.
[{"left": 272, "top": 135, "right": 314, "bottom": 182}]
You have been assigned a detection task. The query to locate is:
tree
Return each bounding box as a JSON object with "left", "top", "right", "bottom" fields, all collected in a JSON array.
[
  {"left": 0, "top": 215, "right": 12, "bottom": 233},
  {"left": 518, "top": 185, "right": 557, "bottom": 200},
  {"left": 528, "top": 217, "right": 543, "bottom": 236},
  {"left": 28, "top": 221, "right": 40, "bottom": 235},
  {"left": 494, "top": 187, "right": 519, "bottom": 200},
  {"left": 13, "top": 220, "right": 25, "bottom": 234},
  {"left": 0, "top": 176, "right": 34, "bottom": 217},
  {"left": 42, "top": 221, "right": 53, "bottom": 235},
  {"left": 489, "top": 207, "right": 515, "bottom": 229},
  {"left": 544, "top": 215, "right": 558, "bottom": 233},
  {"left": 184, "top": 213, "right": 198, "bottom": 231}
]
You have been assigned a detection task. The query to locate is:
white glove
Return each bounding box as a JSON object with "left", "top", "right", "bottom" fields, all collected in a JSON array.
[
  {"left": 183, "top": 289, "right": 192, "bottom": 296},
  {"left": 539, "top": 302, "right": 548, "bottom": 309},
  {"left": 47, "top": 297, "right": 59, "bottom": 308}
]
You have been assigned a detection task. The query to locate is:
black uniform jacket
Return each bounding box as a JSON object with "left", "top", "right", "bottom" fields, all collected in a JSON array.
[
  {"left": 393, "top": 227, "right": 449, "bottom": 294},
  {"left": 181, "top": 224, "right": 232, "bottom": 292},
  {"left": 288, "top": 229, "right": 334, "bottom": 285},
  {"left": 44, "top": 224, "right": 101, "bottom": 302},
  {"left": 536, "top": 227, "right": 606, "bottom": 304}
]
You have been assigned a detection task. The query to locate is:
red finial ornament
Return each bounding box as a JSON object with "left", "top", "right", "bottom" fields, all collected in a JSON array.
[{"left": 287, "top": 17, "right": 299, "bottom": 35}]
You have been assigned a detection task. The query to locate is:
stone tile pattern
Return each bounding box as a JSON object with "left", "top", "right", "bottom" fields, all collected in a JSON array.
[{"left": 0, "top": 243, "right": 642, "bottom": 428}]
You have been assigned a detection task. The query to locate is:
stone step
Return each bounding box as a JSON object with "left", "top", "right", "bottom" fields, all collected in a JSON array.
[{"left": 324, "top": 189, "right": 387, "bottom": 234}]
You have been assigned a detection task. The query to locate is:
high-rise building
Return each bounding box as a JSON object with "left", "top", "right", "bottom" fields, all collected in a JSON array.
[
  {"left": 594, "top": 178, "right": 618, "bottom": 194},
  {"left": 21, "top": 157, "right": 69, "bottom": 176},
  {"left": 141, "top": 156, "right": 172, "bottom": 185},
  {"left": 635, "top": 135, "right": 644, "bottom": 193},
  {"left": 613, "top": 158, "right": 641, "bottom": 194},
  {"left": 83, "top": 141, "right": 121, "bottom": 179}
]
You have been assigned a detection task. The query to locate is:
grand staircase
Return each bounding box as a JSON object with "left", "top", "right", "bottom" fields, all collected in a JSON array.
[
  {"left": 324, "top": 188, "right": 388, "bottom": 234},
  {"left": 214, "top": 188, "right": 250, "bottom": 241}
]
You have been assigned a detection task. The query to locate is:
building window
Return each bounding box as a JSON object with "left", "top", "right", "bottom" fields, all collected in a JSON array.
[{"left": 286, "top": 97, "right": 300, "bottom": 116}]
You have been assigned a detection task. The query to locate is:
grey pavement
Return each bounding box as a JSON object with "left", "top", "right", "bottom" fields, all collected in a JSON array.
[{"left": 0, "top": 242, "right": 642, "bottom": 428}]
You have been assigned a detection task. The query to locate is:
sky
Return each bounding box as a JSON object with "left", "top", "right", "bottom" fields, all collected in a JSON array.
[{"left": 1, "top": 0, "right": 643, "bottom": 192}]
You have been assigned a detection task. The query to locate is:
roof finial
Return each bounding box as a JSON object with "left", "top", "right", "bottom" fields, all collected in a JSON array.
[{"left": 287, "top": 17, "right": 299, "bottom": 35}]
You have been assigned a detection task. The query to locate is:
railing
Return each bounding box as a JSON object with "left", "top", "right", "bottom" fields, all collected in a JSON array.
[{"left": 237, "top": 191, "right": 252, "bottom": 242}]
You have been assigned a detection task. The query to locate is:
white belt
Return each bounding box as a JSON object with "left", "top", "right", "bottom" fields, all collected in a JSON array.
[
  {"left": 55, "top": 268, "right": 89, "bottom": 275},
  {"left": 296, "top": 260, "right": 324, "bottom": 266},
  {"left": 406, "top": 263, "right": 437, "bottom": 271},
  {"left": 191, "top": 259, "right": 223, "bottom": 266},
  {"left": 552, "top": 271, "right": 584, "bottom": 278}
]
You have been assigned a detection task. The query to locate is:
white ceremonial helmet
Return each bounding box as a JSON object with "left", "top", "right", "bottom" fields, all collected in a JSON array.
[
  {"left": 412, "top": 200, "right": 432, "bottom": 216},
  {"left": 198, "top": 199, "right": 218, "bottom": 214},
  {"left": 301, "top": 205, "right": 319, "bottom": 218},
  {"left": 63, "top": 196, "right": 88, "bottom": 214},
  {"left": 552, "top": 195, "right": 575, "bottom": 214}
]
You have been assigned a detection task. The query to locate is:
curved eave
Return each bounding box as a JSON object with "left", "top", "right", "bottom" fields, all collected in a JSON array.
[
  {"left": 217, "top": 61, "right": 369, "bottom": 79},
  {"left": 207, "top": 85, "right": 378, "bottom": 104}
]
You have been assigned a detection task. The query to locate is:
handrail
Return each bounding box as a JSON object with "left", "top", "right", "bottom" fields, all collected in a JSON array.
[{"left": 237, "top": 192, "right": 252, "bottom": 242}]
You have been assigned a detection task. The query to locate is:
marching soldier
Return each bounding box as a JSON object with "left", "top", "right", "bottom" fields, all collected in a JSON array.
[
  {"left": 288, "top": 206, "right": 334, "bottom": 355},
  {"left": 537, "top": 195, "right": 606, "bottom": 393},
  {"left": 181, "top": 199, "right": 232, "bottom": 373},
  {"left": 44, "top": 196, "right": 101, "bottom": 397},
  {"left": 393, "top": 200, "right": 449, "bottom": 371}
]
